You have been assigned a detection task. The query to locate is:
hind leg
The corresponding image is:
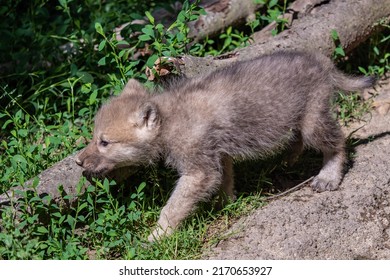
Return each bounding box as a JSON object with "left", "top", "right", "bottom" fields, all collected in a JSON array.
[
  {"left": 286, "top": 131, "right": 304, "bottom": 166},
  {"left": 216, "top": 156, "right": 236, "bottom": 209},
  {"left": 311, "top": 147, "right": 345, "bottom": 192},
  {"left": 301, "top": 112, "right": 346, "bottom": 192}
]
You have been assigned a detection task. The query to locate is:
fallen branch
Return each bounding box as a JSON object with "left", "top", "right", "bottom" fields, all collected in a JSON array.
[
  {"left": 187, "top": 0, "right": 262, "bottom": 41},
  {"left": 265, "top": 176, "right": 314, "bottom": 201},
  {"left": 115, "top": 0, "right": 263, "bottom": 43},
  {"left": 179, "top": 0, "right": 390, "bottom": 77}
]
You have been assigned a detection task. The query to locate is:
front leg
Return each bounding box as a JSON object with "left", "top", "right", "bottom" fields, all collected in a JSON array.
[{"left": 148, "top": 169, "right": 221, "bottom": 241}]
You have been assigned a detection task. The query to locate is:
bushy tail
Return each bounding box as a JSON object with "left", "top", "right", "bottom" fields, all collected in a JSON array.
[{"left": 331, "top": 70, "right": 376, "bottom": 92}]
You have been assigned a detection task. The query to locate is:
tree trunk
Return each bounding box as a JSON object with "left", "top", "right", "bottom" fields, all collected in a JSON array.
[
  {"left": 116, "top": 0, "right": 262, "bottom": 44},
  {"left": 187, "top": 0, "right": 262, "bottom": 41},
  {"left": 179, "top": 0, "right": 390, "bottom": 78}
]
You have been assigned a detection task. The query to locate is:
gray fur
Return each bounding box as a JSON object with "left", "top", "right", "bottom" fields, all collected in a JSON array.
[{"left": 76, "top": 51, "right": 374, "bottom": 241}]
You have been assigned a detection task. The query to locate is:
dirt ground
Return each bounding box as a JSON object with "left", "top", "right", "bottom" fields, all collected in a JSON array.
[{"left": 203, "top": 76, "right": 390, "bottom": 260}]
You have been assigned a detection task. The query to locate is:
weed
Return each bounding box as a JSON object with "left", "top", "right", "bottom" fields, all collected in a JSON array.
[
  {"left": 358, "top": 24, "right": 390, "bottom": 76},
  {"left": 331, "top": 29, "right": 346, "bottom": 60},
  {"left": 257, "top": 0, "right": 289, "bottom": 35},
  {"left": 335, "top": 91, "right": 372, "bottom": 126}
]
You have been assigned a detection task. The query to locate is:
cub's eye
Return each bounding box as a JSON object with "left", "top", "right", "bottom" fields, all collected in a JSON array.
[{"left": 100, "top": 140, "right": 109, "bottom": 147}]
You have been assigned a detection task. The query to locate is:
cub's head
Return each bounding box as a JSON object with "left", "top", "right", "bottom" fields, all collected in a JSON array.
[{"left": 76, "top": 79, "right": 161, "bottom": 175}]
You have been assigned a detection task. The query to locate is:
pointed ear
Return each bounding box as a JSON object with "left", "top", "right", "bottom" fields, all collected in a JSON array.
[
  {"left": 121, "top": 79, "right": 147, "bottom": 96},
  {"left": 137, "top": 102, "right": 160, "bottom": 130}
]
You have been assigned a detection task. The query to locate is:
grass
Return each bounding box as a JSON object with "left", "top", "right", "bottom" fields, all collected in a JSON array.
[
  {"left": 335, "top": 91, "right": 373, "bottom": 126},
  {"left": 0, "top": 0, "right": 388, "bottom": 260}
]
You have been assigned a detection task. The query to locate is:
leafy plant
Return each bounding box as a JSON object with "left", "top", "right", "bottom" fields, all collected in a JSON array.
[
  {"left": 358, "top": 24, "right": 390, "bottom": 76},
  {"left": 331, "top": 29, "right": 346, "bottom": 59},
  {"left": 335, "top": 91, "right": 371, "bottom": 126},
  {"left": 94, "top": 0, "right": 206, "bottom": 81}
]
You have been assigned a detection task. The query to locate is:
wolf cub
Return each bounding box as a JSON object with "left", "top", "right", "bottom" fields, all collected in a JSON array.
[{"left": 76, "top": 51, "right": 374, "bottom": 241}]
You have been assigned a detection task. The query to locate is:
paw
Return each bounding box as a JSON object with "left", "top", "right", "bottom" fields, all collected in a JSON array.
[
  {"left": 147, "top": 226, "right": 173, "bottom": 242},
  {"left": 311, "top": 175, "right": 340, "bottom": 192}
]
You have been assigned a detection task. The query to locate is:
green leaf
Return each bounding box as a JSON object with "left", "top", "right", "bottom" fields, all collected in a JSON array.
[
  {"left": 2, "top": 119, "right": 13, "bottom": 129},
  {"left": 58, "top": 0, "right": 68, "bottom": 8},
  {"left": 117, "top": 40, "right": 130, "bottom": 47},
  {"left": 137, "top": 182, "right": 146, "bottom": 193},
  {"left": 108, "top": 230, "right": 118, "bottom": 237},
  {"left": 12, "top": 154, "right": 27, "bottom": 165},
  {"left": 152, "top": 40, "right": 162, "bottom": 52},
  {"left": 155, "top": 23, "right": 164, "bottom": 32},
  {"left": 88, "top": 90, "right": 98, "bottom": 105},
  {"left": 52, "top": 212, "right": 63, "bottom": 218},
  {"left": 130, "top": 13, "right": 144, "bottom": 20},
  {"left": 176, "top": 32, "right": 185, "bottom": 42},
  {"left": 59, "top": 215, "right": 66, "bottom": 224},
  {"left": 29, "top": 196, "right": 42, "bottom": 203},
  {"left": 145, "top": 11, "right": 155, "bottom": 25},
  {"left": 37, "top": 226, "right": 49, "bottom": 234},
  {"left": 78, "top": 107, "right": 89, "bottom": 118},
  {"left": 118, "top": 49, "right": 127, "bottom": 59},
  {"left": 146, "top": 54, "right": 158, "bottom": 68},
  {"left": 331, "top": 29, "right": 339, "bottom": 40},
  {"left": 177, "top": 11, "right": 186, "bottom": 22},
  {"left": 81, "top": 83, "right": 92, "bottom": 94},
  {"left": 27, "top": 214, "right": 39, "bottom": 224},
  {"left": 98, "top": 56, "right": 106, "bottom": 66},
  {"left": 373, "top": 46, "right": 380, "bottom": 56},
  {"left": 335, "top": 47, "right": 345, "bottom": 57},
  {"left": 77, "top": 202, "right": 88, "bottom": 212},
  {"left": 66, "top": 215, "right": 75, "bottom": 228},
  {"left": 222, "top": 36, "right": 232, "bottom": 50},
  {"left": 141, "top": 25, "right": 155, "bottom": 37},
  {"left": 76, "top": 71, "right": 94, "bottom": 83},
  {"left": 98, "top": 39, "right": 106, "bottom": 51},
  {"left": 269, "top": 0, "right": 278, "bottom": 8},
  {"left": 18, "top": 128, "right": 28, "bottom": 137},
  {"left": 95, "top": 22, "right": 104, "bottom": 36},
  {"left": 138, "top": 34, "right": 151, "bottom": 41}
]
